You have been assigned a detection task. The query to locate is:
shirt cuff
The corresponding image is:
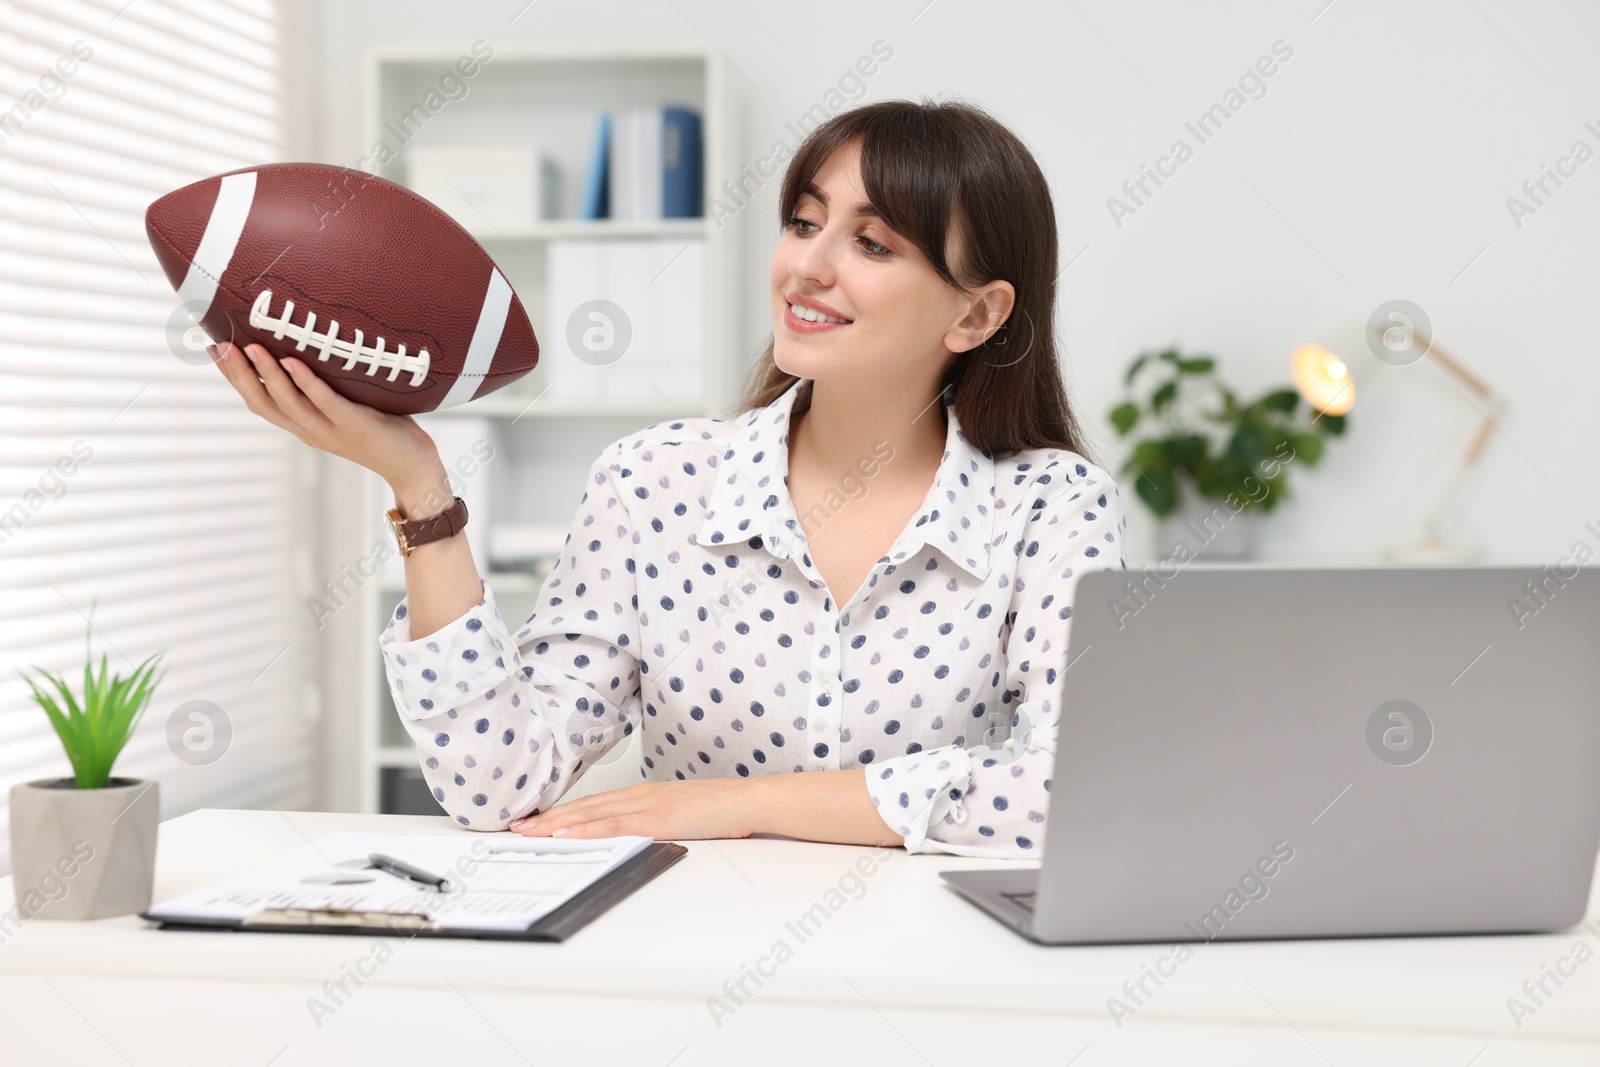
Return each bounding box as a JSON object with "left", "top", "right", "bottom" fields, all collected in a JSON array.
[
  {"left": 378, "top": 579, "right": 522, "bottom": 722},
  {"left": 864, "top": 744, "right": 975, "bottom": 854}
]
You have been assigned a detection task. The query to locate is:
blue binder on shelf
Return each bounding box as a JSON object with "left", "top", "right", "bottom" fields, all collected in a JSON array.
[{"left": 662, "top": 105, "right": 702, "bottom": 218}]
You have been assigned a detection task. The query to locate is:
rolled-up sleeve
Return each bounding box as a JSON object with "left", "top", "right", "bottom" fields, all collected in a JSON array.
[
  {"left": 864, "top": 467, "right": 1127, "bottom": 856},
  {"left": 378, "top": 439, "right": 642, "bottom": 830}
]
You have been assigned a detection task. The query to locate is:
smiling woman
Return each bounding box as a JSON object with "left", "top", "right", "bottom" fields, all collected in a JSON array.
[
  {"left": 371, "top": 97, "right": 1128, "bottom": 858},
  {"left": 753, "top": 98, "right": 1094, "bottom": 459}
]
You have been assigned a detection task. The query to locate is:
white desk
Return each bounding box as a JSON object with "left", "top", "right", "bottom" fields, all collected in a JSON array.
[{"left": 1, "top": 809, "right": 1597, "bottom": 1065}]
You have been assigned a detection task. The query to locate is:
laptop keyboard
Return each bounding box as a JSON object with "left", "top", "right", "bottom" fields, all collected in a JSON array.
[{"left": 1003, "top": 891, "right": 1037, "bottom": 913}]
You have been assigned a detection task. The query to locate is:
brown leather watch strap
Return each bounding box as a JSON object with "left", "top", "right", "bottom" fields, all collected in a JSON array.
[{"left": 387, "top": 496, "right": 469, "bottom": 557}]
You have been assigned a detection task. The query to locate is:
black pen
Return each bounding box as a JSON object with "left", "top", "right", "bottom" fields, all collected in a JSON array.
[{"left": 368, "top": 852, "right": 452, "bottom": 893}]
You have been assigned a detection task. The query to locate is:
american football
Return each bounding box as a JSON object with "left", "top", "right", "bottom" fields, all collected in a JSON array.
[{"left": 145, "top": 162, "right": 538, "bottom": 415}]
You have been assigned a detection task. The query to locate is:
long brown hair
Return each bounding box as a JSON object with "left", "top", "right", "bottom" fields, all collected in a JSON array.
[{"left": 734, "top": 96, "right": 1095, "bottom": 462}]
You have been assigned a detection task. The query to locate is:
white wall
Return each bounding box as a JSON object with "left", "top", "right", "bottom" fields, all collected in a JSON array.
[{"left": 299, "top": 0, "right": 1599, "bottom": 571}]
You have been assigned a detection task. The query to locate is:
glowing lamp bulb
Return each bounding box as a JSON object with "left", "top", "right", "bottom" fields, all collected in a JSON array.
[{"left": 1291, "top": 343, "right": 1355, "bottom": 416}]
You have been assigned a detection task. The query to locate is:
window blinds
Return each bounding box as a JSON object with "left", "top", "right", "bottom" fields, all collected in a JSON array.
[{"left": 0, "top": 0, "right": 317, "bottom": 877}]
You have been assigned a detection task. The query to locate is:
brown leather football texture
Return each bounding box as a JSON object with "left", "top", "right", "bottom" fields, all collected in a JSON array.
[{"left": 146, "top": 162, "right": 538, "bottom": 415}]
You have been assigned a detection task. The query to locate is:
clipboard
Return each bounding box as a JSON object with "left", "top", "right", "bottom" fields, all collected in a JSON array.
[{"left": 140, "top": 841, "right": 687, "bottom": 943}]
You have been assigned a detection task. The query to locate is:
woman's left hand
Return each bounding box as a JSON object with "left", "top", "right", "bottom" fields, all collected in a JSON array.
[{"left": 507, "top": 779, "right": 757, "bottom": 840}]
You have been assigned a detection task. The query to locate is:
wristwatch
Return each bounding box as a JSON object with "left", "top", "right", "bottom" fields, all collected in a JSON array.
[{"left": 386, "top": 495, "right": 469, "bottom": 557}]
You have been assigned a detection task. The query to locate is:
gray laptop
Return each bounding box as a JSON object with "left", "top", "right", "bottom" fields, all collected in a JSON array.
[{"left": 941, "top": 565, "right": 1600, "bottom": 944}]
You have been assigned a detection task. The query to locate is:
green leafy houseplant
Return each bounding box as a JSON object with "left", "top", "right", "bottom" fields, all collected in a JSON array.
[
  {"left": 1108, "top": 347, "right": 1347, "bottom": 519},
  {"left": 19, "top": 608, "right": 166, "bottom": 789}
]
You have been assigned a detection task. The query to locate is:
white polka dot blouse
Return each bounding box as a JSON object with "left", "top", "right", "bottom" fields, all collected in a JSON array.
[{"left": 379, "top": 376, "right": 1128, "bottom": 857}]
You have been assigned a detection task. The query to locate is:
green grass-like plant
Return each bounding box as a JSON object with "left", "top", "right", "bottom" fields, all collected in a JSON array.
[{"left": 19, "top": 604, "right": 166, "bottom": 790}]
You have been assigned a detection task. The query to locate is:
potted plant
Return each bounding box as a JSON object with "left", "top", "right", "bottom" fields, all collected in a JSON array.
[
  {"left": 9, "top": 607, "right": 165, "bottom": 920},
  {"left": 1108, "top": 347, "right": 1347, "bottom": 559}
]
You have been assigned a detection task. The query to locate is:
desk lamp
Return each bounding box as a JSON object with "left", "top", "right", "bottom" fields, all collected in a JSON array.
[{"left": 1290, "top": 328, "right": 1500, "bottom": 563}]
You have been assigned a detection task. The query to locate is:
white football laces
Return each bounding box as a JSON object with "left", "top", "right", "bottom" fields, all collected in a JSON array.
[{"left": 248, "top": 290, "right": 431, "bottom": 386}]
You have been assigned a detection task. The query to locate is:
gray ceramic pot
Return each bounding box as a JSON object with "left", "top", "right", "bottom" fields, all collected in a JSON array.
[
  {"left": 8, "top": 777, "right": 159, "bottom": 921},
  {"left": 1153, "top": 484, "right": 1259, "bottom": 561}
]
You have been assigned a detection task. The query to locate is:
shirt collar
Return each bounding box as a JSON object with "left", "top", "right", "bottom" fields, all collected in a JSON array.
[{"left": 697, "top": 377, "right": 996, "bottom": 581}]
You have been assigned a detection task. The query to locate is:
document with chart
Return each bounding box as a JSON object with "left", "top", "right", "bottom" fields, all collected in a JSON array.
[{"left": 143, "top": 831, "right": 659, "bottom": 933}]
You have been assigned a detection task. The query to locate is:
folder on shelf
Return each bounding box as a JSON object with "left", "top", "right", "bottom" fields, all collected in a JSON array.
[
  {"left": 662, "top": 105, "right": 702, "bottom": 219},
  {"left": 580, "top": 110, "right": 610, "bottom": 220},
  {"left": 545, "top": 237, "right": 706, "bottom": 407},
  {"left": 546, "top": 238, "right": 606, "bottom": 404},
  {"left": 608, "top": 105, "right": 702, "bottom": 221},
  {"left": 141, "top": 831, "right": 687, "bottom": 943},
  {"left": 654, "top": 236, "right": 705, "bottom": 401},
  {"left": 606, "top": 239, "right": 664, "bottom": 404},
  {"left": 609, "top": 109, "right": 637, "bottom": 221}
]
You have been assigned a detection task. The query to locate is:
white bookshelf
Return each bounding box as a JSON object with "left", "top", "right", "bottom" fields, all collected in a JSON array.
[{"left": 354, "top": 43, "right": 736, "bottom": 816}]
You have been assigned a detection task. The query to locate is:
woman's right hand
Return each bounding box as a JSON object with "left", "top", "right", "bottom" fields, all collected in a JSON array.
[{"left": 210, "top": 340, "right": 442, "bottom": 488}]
